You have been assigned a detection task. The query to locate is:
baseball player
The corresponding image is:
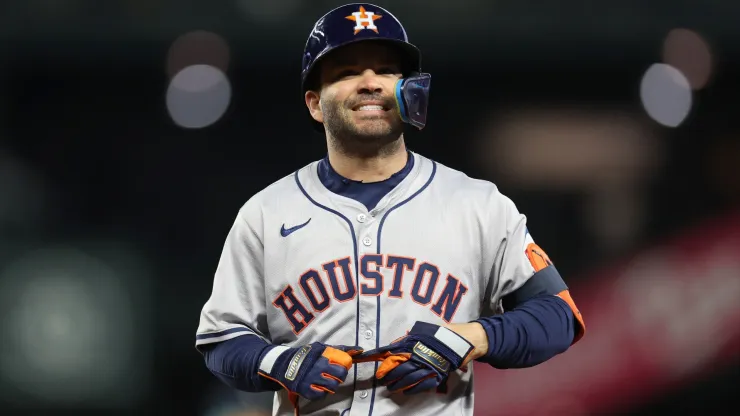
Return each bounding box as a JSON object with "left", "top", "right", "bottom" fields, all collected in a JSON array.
[{"left": 195, "top": 3, "right": 586, "bottom": 416}]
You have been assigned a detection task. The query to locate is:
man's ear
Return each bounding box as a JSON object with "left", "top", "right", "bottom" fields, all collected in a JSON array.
[{"left": 305, "top": 90, "right": 323, "bottom": 123}]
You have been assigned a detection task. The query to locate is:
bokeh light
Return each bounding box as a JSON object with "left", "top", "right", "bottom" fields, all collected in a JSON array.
[
  {"left": 640, "top": 63, "right": 693, "bottom": 128},
  {"left": 166, "top": 64, "right": 232, "bottom": 129},
  {"left": 475, "top": 108, "right": 660, "bottom": 188},
  {"left": 167, "top": 31, "right": 231, "bottom": 80},
  {"left": 662, "top": 28, "right": 713, "bottom": 90},
  {"left": 0, "top": 246, "right": 150, "bottom": 408}
]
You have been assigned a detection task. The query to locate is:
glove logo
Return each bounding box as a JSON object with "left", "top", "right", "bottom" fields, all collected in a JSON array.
[
  {"left": 345, "top": 6, "right": 382, "bottom": 35},
  {"left": 413, "top": 342, "right": 450, "bottom": 372},
  {"left": 285, "top": 345, "right": 312, "bottom": 381}
]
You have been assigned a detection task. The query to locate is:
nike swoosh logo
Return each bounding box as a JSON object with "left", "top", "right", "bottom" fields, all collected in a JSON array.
[{"left": 280, "top": 218, "right": 312, "bottom": 237}]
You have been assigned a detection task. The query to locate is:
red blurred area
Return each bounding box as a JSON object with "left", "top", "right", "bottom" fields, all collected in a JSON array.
[{"left": 474, "top": 211, "right": 740, "bottom": 415}]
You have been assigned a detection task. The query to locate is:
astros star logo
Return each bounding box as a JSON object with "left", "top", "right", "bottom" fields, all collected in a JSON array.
[{"left": 345, "top": 6, "right": 382, "bottom": 34}]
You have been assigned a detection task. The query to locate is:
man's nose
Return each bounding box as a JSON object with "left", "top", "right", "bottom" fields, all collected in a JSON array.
[{"left": 357, "top": 69, "right": 384, "bottom": 94}]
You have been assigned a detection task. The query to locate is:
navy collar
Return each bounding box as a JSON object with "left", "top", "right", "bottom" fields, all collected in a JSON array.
[{"left": 317, "top": 151, "right": 415, "bottom": 210}]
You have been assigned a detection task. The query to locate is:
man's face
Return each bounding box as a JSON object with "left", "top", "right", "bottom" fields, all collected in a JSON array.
[{"left": 307, "top": 42, "right": 405, "bottom": 144}]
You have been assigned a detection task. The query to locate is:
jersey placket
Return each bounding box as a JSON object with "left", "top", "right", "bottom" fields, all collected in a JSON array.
[{"left": 352, "top": 206, "right": 381, "bottom": 412}]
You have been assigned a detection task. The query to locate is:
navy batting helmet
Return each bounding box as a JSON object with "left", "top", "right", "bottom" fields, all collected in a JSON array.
[{"left": 301, "top": 3, "right": 431, "bottom": 130}]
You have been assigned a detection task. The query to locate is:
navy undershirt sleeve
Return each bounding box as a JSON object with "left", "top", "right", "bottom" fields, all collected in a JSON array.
[
  {"left": 475, "top": 294, "right": 575, "bottom": 369},
  {"left": 201, "top": 335, "right": 282, "bottom": 393}
]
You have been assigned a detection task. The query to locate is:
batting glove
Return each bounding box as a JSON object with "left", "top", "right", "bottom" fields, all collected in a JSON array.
[
  {"left": 353, "top": 322, "right": 474, "bottom": 394},
  {"left": 258, "top": 343, "right": 363, "bottom": 401}
]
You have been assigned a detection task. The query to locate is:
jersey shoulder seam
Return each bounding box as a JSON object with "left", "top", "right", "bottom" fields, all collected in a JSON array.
[{"left": 241, "top": 161, "right": 319, "bottom": 208}]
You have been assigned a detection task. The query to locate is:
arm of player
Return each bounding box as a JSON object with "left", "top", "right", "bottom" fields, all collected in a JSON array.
[
  {"left": 447, "top": 189, "right": 585, "bottom": 369},
  {"left": 201, "top": 335, "right": 281, "bottom": 392},
  {"left": 195, "top": 200, "right": 277, "bottom": 392},
  {"left": 446, "top": 266, "right": 583, "bottom": 368},
  {"left": 351, "top": 287, "right": 577, "bottom": 395},
  {"left": 195, "top": 200, "right": 270, "bottom": 352},
  {"left": 203, "top": 335, "right": 362, "bottom": 400},
  {"left": 196, "top": 201, "right": 362, "bottom": 400}
]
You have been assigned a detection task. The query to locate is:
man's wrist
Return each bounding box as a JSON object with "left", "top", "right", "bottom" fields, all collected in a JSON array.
[{"left": 443, "top": 322, "right": 489, "bottom": 365}]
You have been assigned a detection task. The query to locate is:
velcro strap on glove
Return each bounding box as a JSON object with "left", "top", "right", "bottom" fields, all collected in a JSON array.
[
  {"left": 354, "top": 322, "right": 474, "bottom": 373},
  {"left": 257, "top": 343, "right": 362, "bottom": 401}
]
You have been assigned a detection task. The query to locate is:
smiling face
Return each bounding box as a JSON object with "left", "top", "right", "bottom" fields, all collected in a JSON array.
[{"left": 305, "top": 41, "right": 406, "bottom": 153}]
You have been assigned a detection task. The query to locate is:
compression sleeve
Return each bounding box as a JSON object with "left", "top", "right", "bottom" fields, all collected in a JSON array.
[
  {"left": 475, "top": 294, "right": 575, "bottom": 369},
  {"left": 202, "top": 335, "right": 282, "bottom": 392}
]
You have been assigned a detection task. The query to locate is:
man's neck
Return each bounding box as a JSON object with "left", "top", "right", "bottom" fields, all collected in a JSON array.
[{"left": 326, "top": 138, "right": 408, "bottom": 183}]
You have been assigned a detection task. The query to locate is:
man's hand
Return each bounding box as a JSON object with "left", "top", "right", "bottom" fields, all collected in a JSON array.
[
  {"left": 443, "top": 322, "right": 489, "bottom": 367},
  {"left": 258, "top": 343, "right": 363, "bottom": 402},
  {"left": 353, "top": 322, "right": 477, "bottom": 395}
]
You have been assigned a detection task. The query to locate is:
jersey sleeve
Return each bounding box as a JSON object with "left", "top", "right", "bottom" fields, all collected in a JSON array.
[
  {"left": 487, "top": 191, "right": 585, "bottom": 343},
  {"left": 195, "top": 199, "right": 270, "bottom": 353}
]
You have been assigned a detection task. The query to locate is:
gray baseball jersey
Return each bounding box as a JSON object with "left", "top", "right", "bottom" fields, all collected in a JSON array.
[{"left": 196, "top": 152, "right": 544, "bottom": 416}]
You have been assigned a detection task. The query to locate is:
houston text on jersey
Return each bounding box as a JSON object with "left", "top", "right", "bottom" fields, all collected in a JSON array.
[{"left": 272, "top": 254, "right": 470, "bottom": 334}]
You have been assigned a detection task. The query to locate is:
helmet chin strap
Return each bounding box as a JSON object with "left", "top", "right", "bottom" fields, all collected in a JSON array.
[{"left": 394, "top": 72, "right": 431, "bottom": 130}]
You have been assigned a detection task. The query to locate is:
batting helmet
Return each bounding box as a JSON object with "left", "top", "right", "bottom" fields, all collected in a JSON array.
[{"left": 301, "top": 3, "right": 431, "bottom": 130}]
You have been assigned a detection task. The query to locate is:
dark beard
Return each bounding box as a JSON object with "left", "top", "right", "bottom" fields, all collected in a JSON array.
[{"left": 322, "top": 94, "right": 405, "bottom": 158}]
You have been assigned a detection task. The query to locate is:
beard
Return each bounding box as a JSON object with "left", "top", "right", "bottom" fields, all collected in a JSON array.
[{"left": 321, "top": 93, "right": 405, "bottom": 158}]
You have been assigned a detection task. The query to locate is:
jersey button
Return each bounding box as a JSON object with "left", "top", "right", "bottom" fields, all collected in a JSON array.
[
  {"left": 362, "top": 237, "right": 372, "bottom": 246},
  {"left": 364, "top": 329, "right": 373, "bottom": 339},
  {"left": 357, "top": 213, "right": 367, "bottom": 223},
  {"left": 359, "top": 391, "right": 368, "bottom": 399}
]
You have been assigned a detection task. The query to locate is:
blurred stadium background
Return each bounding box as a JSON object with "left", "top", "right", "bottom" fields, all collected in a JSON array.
[{"left": 1, "top": 0, "right": 739, "bottom": 415}]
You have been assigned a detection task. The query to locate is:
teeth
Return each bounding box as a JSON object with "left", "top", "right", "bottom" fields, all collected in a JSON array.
[{"left": 357, "top": 105, "right": 383, "bottom": 111}]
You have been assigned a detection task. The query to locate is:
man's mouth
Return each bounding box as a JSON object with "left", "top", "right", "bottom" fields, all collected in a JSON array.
[{"left": 352, "top": 101, "right": 389, "bottom": 111}]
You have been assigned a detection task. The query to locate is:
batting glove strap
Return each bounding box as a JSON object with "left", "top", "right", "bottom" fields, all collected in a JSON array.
[
  {"left": 404, "top": 322, "right": 474, "bottom": 372},
  {"left": 409, "top": 322, "right": 474, "bottom": 373},
  {"left": 355, "top": 322, "right": 474, "bottom": 374},
  {"left": 257, "top": 342, "right": 362, "bottom": 401}
]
